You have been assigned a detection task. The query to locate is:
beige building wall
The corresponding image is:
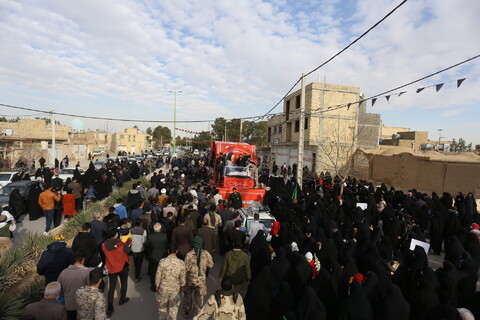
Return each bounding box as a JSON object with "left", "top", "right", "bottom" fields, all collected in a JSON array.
[
  {"left": 0, "top": 119, "right": 72, "bottom": 166},
  {"left": 269, "top": 82, "right": 379, "bottom": 176},
  {"left": 112, "top": 128, "right": 148, "bottom": 154},
  {"left": 0, "top": 118, "right": 70, "bottom": 141},
  {"left": 381, "top": 126, "right": 411, "bottom": 140}
]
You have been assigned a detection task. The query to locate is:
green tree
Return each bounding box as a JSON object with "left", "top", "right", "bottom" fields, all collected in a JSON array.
[
  {"left": 210, "top": 117, "right": 268, "bottom": 146},
  {"left": 151, "top": 125, "right": 172, "bottom": 149},
  {"left": 211, "top": 117, "right": 228, "bottom": 140},
  {"left": 190, "top": 132, "right": 213, "bottom": 149},
  {"left": 146, "top": 127, "right": 153, "bottom": 135},
  {"left": 242, "top": 120, "right": 268, "bottom": 147},
  {"left": 174, "top": 136, "right": 186, "bottom": 147}
]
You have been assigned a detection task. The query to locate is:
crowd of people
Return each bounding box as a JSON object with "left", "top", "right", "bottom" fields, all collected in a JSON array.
[{"left": 4, "top": 151, "right": 479, "bottom": 320}]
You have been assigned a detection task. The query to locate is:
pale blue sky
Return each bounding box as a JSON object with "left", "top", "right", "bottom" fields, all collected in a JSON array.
[{"left": 0, "top": 0, "right": 479, "bottom": 143}]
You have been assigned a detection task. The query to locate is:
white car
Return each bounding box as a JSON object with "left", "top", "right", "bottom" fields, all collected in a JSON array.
[
  {"left": 237, "top": 202, "right": 276, "bottom": 242},
  {"left": 91, "top": 150, "right": 104, "bottom": 156},
  {"left": 0, "top": 172, "right": 19, "bottom": 189},
  {"left": 94, "top": 160, "right": 105, "bottom": 170},
  {"left": 58, "top": 168, "right": 85, "bottom": 181}
]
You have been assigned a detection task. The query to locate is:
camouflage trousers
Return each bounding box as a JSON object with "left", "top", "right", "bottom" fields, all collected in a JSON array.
[
  {"left": 156, "top": 290, "right": 180, "bottom": 320},
  {"left": 183, "top": 285, "right": 205, "bottom": 316}
]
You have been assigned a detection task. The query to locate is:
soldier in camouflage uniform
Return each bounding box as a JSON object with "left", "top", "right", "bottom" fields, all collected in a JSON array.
[
  {"left": 75, "top": 268, "right": 106, "bottom": 320},
  {"left": 183, "top": 236, "right": 214, "bottom": 317},
  {"left": 155, "top": 243, "right": 186, "bottom": 320},
  {"left": 193, "top": 278, "right": 246, "bottom": 320}
]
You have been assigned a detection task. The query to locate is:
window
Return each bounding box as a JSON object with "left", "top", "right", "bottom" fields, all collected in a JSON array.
[
  {"left": 128, "top": 135, "right": 131, "bottom": 142},
  {"left": 294, "top": 120, "right": 300, "bottom": 132},
  {"left": 120, "top": 135, "right": 124, "bottom": 140},
  {"left": 304, "top": 117, "right": 309, "bottom": 130},
  {"left": 296, "top": 95, "right": 301, "bottom": 109},
  {"left": 273, "top": 126, "right": 277, "bottom": 134},
  {"left": 286, "top": 100, "right": 290, "bottom": 120},
  {"left": 268, "top": 127, "right": 271, "bottom": 142},
  {"left": 278, "top": 125, "right": 282, "bottom": 133},
  {"left": 133, "top": 136, "right": 136, "bottom": 142}
]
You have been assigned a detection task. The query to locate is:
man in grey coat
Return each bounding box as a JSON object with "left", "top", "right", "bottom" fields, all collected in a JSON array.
[{"left": 57, "top": 252, "right": 91, "bottom": 320}]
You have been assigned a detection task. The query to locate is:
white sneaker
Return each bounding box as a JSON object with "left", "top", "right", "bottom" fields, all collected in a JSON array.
[{"left": 43, "top": 231, "right": 49, "bottom": 236}]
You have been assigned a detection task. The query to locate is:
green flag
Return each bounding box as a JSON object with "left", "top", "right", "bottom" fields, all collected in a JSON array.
[{"left": 292, "top": 185, "right": 298, "bottom": 200}]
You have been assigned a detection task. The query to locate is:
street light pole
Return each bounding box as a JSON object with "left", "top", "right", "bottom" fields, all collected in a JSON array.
[
  {"left": 51, "top": 110, "right": 56, "bottom": 166},
  {"left": 169, "top": 90, "right": 182, "bottom": 153}
]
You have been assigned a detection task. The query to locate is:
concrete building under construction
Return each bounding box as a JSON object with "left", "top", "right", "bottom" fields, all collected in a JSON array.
[{"left": 267, "top": 82, "right": 382, "bottom": 177}]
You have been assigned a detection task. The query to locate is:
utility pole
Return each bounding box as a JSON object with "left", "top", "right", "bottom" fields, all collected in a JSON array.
[
  {"left": 297, "top": 73, "right": 306, "bottom": 187},
  {"left": 224, "top": 126, "right": 227, "bottom": 142},
  {"left": 169, "top": 90, "right": 182, "bottom": 153},
  {"left": 51, "top": 110, "right": 56, "bottom": 166},
  {"left": 239, "top": 119, "right": 243, "bottom": 143}
]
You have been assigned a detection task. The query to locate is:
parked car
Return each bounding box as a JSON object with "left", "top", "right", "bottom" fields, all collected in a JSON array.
[
  {"left": 94, "top": 160, "right": 105, "bottom": 170},
  {"left": 0, "top": 180, "right": 45, "bottom": 213},
  {"left": 0, "top": 172, "right": 19, "bottom": 189},
  {"left": 91, "top": 150, "right": 104, "bottom": 156},
  {"left": 58, "top": 168, "right": 85, "bottom": 181}
]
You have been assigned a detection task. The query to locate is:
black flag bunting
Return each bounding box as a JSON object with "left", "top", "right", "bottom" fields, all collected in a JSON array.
[{"left": 337, "top": 77, "right": 465, "bottom": 110}]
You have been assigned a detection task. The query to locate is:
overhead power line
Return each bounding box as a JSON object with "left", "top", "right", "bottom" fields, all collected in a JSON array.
[
  {"left": 0, "top": 54, "right": 477, "bottom": 125},
  {"left": 306, "top": 54, "right": 480, "bottom": 115},
  {"left": 260, "top": 0, "right": 408, "bottom": 117}
]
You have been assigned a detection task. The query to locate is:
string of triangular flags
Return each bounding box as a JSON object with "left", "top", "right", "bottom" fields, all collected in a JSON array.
[
  {"left": 371, "top": 78, "right": 466, "bottom": 107},
  {"left": 175, "top": 127, "right": 213, "bottom": 135}
]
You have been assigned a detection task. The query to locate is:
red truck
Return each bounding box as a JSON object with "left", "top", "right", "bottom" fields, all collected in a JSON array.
[{"left": 210, "top": 141, "right": 265, "bottom": 206}]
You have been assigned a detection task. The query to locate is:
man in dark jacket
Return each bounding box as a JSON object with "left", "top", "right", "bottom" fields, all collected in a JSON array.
[
  {"left": 127, "top": 182, "right": 143, "bottom": 212},
  {"left": 160, "top": 211, "right": 176, "bottom": 243},
  {"left": 229, "top": 188, "right": 243, "bottom": 209},
  {"left": 147, "top": 222, "right": 168, "bottom": 291},
  {"left": 102, "top": 228, "right": 131, "bottom": 317},
  {"left": 220, "top": 240, "right": 251, "bottom": 294},
  {"left": 198, "top": 218, "right": 216, "bottom": 258},
  {"left": 172, "top": 216, "right": 193, "bottom": 259},
  {"left": 37, "top": 235, "right": 73, "bottom": 284},
  {"left": 72, "top": 222, "right": 100, "bottom": 267},
  {"left": 90, "top": 211, "right": 107, "bottom": 247}
]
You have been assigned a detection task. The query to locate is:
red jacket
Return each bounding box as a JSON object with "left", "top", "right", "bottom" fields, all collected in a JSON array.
[
  {"left": 62, "top": 194, "right": 76, "bottom": 216},
  {"left": 102, "top": 239, "right": 131, "bottom": 274}
]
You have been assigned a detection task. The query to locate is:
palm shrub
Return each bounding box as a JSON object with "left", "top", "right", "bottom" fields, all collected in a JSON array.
[
  {"left": 0, "top": 291, "right": 24, "bottom": 320},
  {"left": 17, "top": 278, "right": 44, "bottom": 308},
  {"left": 22, "top": 233, "right": 54, "bottom": 258},
  {"left": 0, "top": 246, "right": 36, "bottom": 293},
  {"left": 62, "top": 211, "right": 93, "bottom": 240},
  {"left": 0, "top": 179, "right": 138, "bottom": 317}
]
